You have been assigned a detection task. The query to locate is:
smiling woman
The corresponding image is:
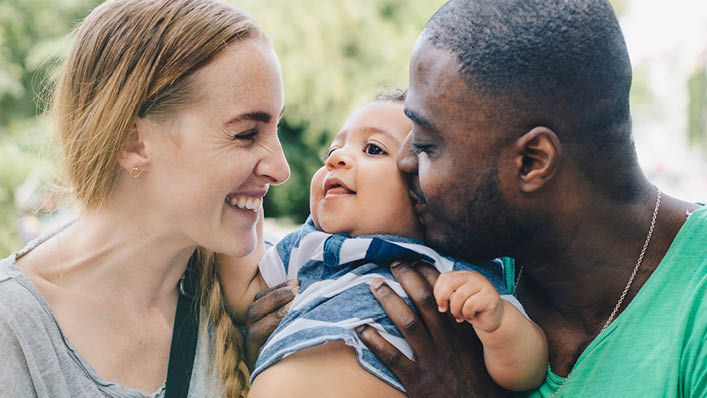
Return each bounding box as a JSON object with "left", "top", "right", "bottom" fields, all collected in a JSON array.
[{"left": 0, "top": 1, "right": 289, "bottom": 397}]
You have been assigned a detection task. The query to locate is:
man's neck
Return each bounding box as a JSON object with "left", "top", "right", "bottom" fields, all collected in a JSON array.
[{"left": 515, "top": 189, "right": 692, "bottom": 332}]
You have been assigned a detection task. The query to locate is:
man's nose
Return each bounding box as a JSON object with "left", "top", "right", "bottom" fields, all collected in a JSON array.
[{"left": 396, "top": 131, "right": 418, "bottom": 174}]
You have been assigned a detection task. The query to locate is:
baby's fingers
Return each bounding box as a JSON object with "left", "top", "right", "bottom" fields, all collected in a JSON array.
[
  {"left": 433, "top": 273, "right": 460, "bottom": 312},
  {"left": 448, "top": 282, "right": 482, "bottom": 320},
  {"left": 460, "top": 294, "right": 485, "bottom": 322}
]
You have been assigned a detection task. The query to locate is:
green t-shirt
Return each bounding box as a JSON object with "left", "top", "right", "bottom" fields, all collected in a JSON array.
[{"left": 505, "top": 206, "right": 707, "bottom": 397}]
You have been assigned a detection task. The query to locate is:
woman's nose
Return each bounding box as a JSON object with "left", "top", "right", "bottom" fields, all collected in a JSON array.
[
  {"left": 325, "top": 148, "right": 352, "bottom": 170},
  {"left": 396, "top": 132, "right": 418, "bottom": 174},
  {"left": 257, "top": 137, "right": 291, "bottom": 185}
]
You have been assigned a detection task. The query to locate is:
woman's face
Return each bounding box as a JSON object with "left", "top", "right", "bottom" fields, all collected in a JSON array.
[{"left": 140, "top": 38, "right": 289, "bottom": 257}]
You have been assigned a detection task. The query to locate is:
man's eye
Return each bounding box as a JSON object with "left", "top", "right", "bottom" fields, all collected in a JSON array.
[
  {"left": 364, "top": 143, "right": 386, "bottom": 155},
  {"left": 410, "top": 142, "right": 432, "bottom": 154},
  {"left": 233, "top": 128, "right": 258, "bottom": 141}
]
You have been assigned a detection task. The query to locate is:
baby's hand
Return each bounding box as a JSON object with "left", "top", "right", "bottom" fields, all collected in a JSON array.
[{"left": 433, "top": 271, "right": 504, "bottom": 333}]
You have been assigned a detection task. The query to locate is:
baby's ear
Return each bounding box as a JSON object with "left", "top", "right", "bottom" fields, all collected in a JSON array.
[{"left": 513, "top": 126, "right": 561, "bottom": 193}]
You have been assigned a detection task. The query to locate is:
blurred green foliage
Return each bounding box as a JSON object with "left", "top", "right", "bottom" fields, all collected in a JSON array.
[
  {"left": 1, "top": 0, "right": 704, "bottom": 257},
  {"left": 1, "top": 0, "right": 101, "bottom": 256},
  {"left": 0, "top": 0, "right": 444, "bottom": 256}
]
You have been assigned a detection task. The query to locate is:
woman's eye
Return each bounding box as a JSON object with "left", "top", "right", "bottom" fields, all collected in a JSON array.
[
  {"left": 364, "top": 143, "right": 386, "bottom": 155},
  {"left": 233, "top": 128, "right": 258, "bottom": 141}
]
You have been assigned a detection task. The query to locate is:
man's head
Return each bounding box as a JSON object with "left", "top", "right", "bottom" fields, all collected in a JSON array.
[{"left": 399, "top": 0, "right": 643, "bottom": 261}]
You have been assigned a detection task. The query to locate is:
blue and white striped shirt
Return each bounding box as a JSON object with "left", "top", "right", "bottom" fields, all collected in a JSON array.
[{"left": 252, "top": 217, "right": 524, "bottom": 392}]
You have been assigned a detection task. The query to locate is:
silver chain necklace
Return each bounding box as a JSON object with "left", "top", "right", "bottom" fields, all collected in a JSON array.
[{"left": 514, "top": 189, "right": 662, "bottom": 397}]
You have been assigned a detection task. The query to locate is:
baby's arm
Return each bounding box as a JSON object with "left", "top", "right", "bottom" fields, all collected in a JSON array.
[
  {"left": 434, "top": 271, "right": 548, "bottom": 391},
  {"left": 218, "top": 211, "right": 269, "bottom": 324}
]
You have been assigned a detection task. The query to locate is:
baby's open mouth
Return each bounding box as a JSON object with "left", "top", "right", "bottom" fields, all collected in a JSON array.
[
  {"left": 325, "top": 185, "right": 355, "bottom": 195},
  {"left": 324, "top": 177, "right": 355, "bottom": 196}
]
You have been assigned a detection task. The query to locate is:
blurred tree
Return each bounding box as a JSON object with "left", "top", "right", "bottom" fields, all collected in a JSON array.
[
  {"left": 0, "top": 0, "right": 444, "bottom": 255},
  {"left": 1, "top": 0, "right": 699, "bottom": 257},
  {"left": 0, "top": 0, "right": 101, "bottom": 256}
]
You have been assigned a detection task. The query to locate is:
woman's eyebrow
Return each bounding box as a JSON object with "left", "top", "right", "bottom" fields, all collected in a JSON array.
[
  {"left": 226, "top": 111, "right": 274, "bottom": 125},
  {"left": 226, "top": 106, "right": 286, "bottom": 125}
]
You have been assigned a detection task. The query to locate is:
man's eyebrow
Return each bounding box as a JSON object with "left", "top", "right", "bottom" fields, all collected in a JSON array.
[{"left": 404, "top": 108, "right": 438, "bottom": 134}]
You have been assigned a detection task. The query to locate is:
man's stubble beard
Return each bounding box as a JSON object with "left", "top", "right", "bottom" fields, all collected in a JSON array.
[{"left": 425, "top": 165, "right": 536, "bottom": 264}]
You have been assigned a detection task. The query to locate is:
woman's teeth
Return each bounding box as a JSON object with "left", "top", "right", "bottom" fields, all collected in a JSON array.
[{"left": 226, "top": 195, "right": 261, "bottom": 210}]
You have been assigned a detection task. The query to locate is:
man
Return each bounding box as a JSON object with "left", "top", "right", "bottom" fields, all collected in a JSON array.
[{"left": 246, "top": 0, "right": 706, "bottom": 396}]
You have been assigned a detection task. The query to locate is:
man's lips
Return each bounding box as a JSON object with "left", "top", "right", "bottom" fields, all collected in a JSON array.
[
  {"left": 407, "top": 180, "right": 426, "bottom": 206},
  {"left": 407, "top": 183, "right": 427, "bottom": 225}
]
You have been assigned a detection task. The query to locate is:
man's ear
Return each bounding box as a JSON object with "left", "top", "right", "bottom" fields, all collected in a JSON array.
[
  {"left": 513, "top": 126, "right": 561, "bottom": 193},
  {"left": 117, "top": 118, "right": 150, "bottom": 175}
]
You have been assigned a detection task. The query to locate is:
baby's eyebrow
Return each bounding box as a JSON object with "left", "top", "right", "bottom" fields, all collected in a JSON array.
[{"left": 359, "top": 126, "right": 398, "bottom": 142}]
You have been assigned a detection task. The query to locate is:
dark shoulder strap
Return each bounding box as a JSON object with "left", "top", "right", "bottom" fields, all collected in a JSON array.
[{"left": 165, "top": 253, "right": 201, "bottom": 398}]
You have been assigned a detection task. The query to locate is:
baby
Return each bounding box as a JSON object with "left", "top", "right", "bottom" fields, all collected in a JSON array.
[{"left": 223, "top": 91, "right": 548, "bottom": 397}]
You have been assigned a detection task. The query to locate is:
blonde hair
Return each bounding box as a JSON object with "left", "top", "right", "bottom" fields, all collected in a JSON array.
[
  {"left": 52, "top": 0, "right": 258, "bottom": 396},
  {"left": 198, "top": 248, "right": 251, "bottom": 397}
]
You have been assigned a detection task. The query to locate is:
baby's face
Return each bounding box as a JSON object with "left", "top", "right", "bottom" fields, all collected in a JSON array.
[{"left": 310, "top": 101, "right": 424, "bottom": 239}]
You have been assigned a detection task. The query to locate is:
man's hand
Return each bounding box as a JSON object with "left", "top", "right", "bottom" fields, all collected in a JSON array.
[
  {"left": 355, "top": 260, "right": 508, "bottom": 398},
  {"left": 244, "top": 280, "right": 298, "bottom": 370}
]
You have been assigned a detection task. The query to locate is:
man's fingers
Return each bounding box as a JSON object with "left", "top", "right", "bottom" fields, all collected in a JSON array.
[
  {"left": 253, "top": 279, "right": 298, "bottom": 301},
  {"left": 390, "top": 262, "right": 452, "bottom": 348},
  {"left": 413, "top": 260, "right": 441, "bottom": 287},
  {"left": 355, "top": 324, "right": 416, "bottom": 382},
  {"left": 245, "top": 303, "right": 292, "bottom": 369},
  {"left": 247, "top": 282, "right": 298, "bottom": 326},
  {"left": 369, "top": 277, "right": 439, "bottom": 361}
]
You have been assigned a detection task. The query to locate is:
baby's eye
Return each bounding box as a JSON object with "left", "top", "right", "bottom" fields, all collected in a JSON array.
[
  {"left": 320, "top": 147, "right": 338, "bottom": 162},
  {"left": 364, "top": 143, "right": 386, "bottom": 155}
]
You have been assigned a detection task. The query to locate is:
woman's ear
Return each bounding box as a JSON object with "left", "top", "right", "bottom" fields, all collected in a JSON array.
[
  {"left": 118, "top": 119, "right": 150, "bottom": 177},
  {"left": 513, "top": 126, "right": 562, "bottom": 193}
]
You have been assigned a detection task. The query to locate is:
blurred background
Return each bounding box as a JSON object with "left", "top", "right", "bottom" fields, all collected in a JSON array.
[{"left": 0, "top": 0, "right": 705, "bottom": 257}]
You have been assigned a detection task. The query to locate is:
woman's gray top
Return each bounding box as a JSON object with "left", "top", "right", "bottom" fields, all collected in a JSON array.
[{"left": 0, "top": 236, "right": 224, "bottom": 397}]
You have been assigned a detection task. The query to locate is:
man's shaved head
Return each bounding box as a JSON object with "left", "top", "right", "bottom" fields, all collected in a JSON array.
[{"left": 423, "top": 0, "right": 640, "bottom": 201}]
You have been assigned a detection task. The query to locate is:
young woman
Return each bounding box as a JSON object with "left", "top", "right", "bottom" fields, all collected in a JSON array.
[{"left": 0, "top": 1, "right": 289, "bottom": 397}]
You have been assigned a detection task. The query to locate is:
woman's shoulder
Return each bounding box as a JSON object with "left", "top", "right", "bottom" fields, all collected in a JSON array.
[{"left": 0, "top": 250, "right": 58, "bottom": 337}]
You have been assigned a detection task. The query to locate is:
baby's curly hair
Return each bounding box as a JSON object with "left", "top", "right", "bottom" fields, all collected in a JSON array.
[{"left": 374, "top": 88, "right": 406, "bottom": 103}]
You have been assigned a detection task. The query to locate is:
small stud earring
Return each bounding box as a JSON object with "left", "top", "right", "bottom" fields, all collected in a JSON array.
[{"left": 129, "top": 166, "right": 143, "bottom": 178}]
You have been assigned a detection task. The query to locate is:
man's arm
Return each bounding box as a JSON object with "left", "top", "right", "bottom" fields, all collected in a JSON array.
[{"left": 355, "top": 260, "right": 508, "bottom": 398}]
